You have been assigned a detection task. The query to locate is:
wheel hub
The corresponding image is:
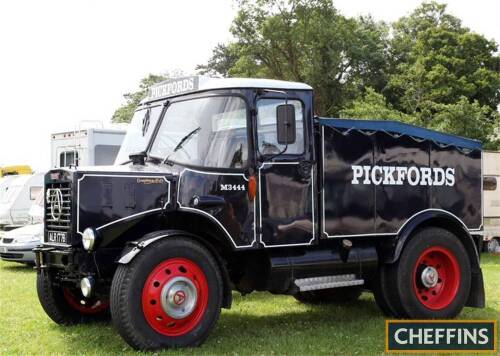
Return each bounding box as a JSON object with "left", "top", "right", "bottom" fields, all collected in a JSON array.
[
  {"left": 420, "top": 266, "right": 439, "bottom": 288},
  {"left": 160, "top": 276, "right": 198, "bottom": 319},
  {"left": 413, "top": 246, "right": 461, "bottom": 310}
]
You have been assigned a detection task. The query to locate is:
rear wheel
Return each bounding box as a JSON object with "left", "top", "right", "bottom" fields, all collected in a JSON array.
[
  {"left": 372, "top": 265, "right": 399, "bottom": 317},
  {"left": 386, "top": 227, "right": 471, "bottom": 318},
  {"left": 110, "top": 237, "right": 222, "bottom": 350},
  {"left": 37, "top": 271, "right": 109, "bottom": 324},
  {"left": 294, "top": 286, "right": 362, "bottom": 304}
]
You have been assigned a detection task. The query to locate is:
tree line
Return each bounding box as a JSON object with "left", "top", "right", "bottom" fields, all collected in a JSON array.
[{"left": 112, "top": 1, "right": 500, "bottom": 149}]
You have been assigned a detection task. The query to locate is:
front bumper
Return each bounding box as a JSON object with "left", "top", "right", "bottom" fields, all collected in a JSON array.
[
  {"left": 34, "top": 246, "right": 73, "bottom": 269},
  {"left": 0, "top": 242, "right": 38, "bottom": 263}
]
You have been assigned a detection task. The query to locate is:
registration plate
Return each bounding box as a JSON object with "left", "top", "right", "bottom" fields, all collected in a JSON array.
[{"left": 47, "top": 231, "right": 68, "bottom": 244}]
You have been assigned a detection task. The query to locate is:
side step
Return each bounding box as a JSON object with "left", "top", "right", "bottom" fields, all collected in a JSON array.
[{"left": 294, "top": 274, "right": 364, "bottom": 292}]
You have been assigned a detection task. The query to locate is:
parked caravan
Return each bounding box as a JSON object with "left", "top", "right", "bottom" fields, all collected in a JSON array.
[
  {"left": 28, "top": 189, "right": 44, "bottom": 225},
  {"left": 0, "top": 175, "right": 17, "bottom": 199},
  {"left": 0, "top": 176, "right": 17, "bottom": 238},
  {"left": 0, "top": 173, "right": 44, "bottom": 229},
  {"left": 51, "top": 127, "right": 126, "bottom": 168},
  {"left": 483, "top": 151, "right": 500, "bottom": 252}
]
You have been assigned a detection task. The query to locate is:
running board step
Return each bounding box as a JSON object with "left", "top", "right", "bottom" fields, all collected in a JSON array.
[{"left": 294, "top": 274, "right": 364, "bottom": 292}]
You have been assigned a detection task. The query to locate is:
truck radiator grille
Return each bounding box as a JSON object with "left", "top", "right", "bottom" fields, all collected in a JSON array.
[{"left": 45, "top": 182, "right": 72, "bottom": 232}]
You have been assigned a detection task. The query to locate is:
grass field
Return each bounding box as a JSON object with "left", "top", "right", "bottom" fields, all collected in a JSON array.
[{"left": 0, "top": 255, "right": 498, "bottom": 355}]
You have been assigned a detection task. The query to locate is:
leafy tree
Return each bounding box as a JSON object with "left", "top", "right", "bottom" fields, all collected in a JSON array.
[
  {"left": 200, "top": 0, "right": 389, "bottom": 116},
  {"left": 111, "top": 74, "right": 168, "bottom": 123},
  {"left": 339, "top": 87, "right": 416, "bottom": 123},
  {"left": 428, "top": 97, "right": 500, "bottom": 149},
  {"left": 386, "top": 2, "right": 500, "bottom": 118},
  {"left": 196, "top": 43, "right": 241, "bottom": 77}
]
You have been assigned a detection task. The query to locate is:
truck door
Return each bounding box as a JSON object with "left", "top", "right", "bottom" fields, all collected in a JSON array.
[{"left": 256, "top": 97, "right": 316, "bottom": 247}]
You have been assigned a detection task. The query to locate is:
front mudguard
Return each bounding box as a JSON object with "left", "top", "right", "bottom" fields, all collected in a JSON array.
[{"left": 117, "top": 229, "right": 233, "bottom": 309}]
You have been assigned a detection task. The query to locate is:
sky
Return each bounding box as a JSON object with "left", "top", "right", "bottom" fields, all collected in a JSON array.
[{"left": 0, "top": 0, "right": 498, "bottom": 171}]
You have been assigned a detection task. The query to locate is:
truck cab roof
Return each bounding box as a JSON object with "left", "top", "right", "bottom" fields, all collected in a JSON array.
[{"left": 142, "top": 76, "right": 313, "bottom": 103}]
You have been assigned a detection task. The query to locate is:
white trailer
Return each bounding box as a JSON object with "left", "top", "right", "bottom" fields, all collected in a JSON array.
[
  {"left": 0, "top": 173, "right": 44, "bottom": 229},
  {"left": 483, "top": 151, "right": 500, "bottom": 252},
  {"left": 51, "top": 127, "right": 126, "bottom": 168}
]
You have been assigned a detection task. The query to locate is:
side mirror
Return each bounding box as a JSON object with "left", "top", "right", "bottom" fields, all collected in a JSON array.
[{"left": 276, "top": 104, "right": 296, "bottom": 145}]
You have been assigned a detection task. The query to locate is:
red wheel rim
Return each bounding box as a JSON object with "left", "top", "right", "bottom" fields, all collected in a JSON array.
[
  {"left": 412, "top": 246, "right": 460, "bottom": 310},
  {"left": 142, "top": 258, "right": 209, "bottom": 337},
  {"left": 62, "top": 288, "right": 109, "bottom": 314}
]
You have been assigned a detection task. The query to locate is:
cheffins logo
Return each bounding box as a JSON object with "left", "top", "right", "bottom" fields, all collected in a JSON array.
[
  {"left": 351, "top": 165, "right": 455, "bottom": 187},
  {"left": 386, "top": 320, "right": 497, "bottom": 353}
]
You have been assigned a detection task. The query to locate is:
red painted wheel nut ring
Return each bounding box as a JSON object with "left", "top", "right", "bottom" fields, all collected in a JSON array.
[
  {"left": 142, "top": 258, "right": 209, "bottom": 337},
  {"left": 412, "top": 246, "right": 461, "bottom": 310},
  {"left": 62, "top": 288, "right": 109, "bottom": 314}
]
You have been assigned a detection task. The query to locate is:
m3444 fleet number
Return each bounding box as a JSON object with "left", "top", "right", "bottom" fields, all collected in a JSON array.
[{"left": 220, "top": 184, "right": 246, "bottom": 191}]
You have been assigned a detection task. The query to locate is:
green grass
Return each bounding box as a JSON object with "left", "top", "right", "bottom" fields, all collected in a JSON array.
[{"left": 0, "top": 255, "right": 499, "bottom": 355}]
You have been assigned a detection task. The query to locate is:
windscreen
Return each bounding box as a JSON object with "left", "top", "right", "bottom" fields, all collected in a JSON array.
[
  {"left": 149, "top": 96, "right": 248, "bottom": 169},
  {"left": 114, "top": 105, "right": 163, "bottom": 164}
]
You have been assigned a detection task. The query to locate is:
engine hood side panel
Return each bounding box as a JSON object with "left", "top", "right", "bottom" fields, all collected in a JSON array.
[{"left": 76, "top": 173, "right": 173, "bottom": 239}]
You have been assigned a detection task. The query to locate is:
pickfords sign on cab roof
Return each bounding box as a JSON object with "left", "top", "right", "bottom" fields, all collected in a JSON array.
[{"left": 143, "top": 75, "right": 313, "bottom": 102}]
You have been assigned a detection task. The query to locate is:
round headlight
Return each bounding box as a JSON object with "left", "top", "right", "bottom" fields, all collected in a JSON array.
[
  {"left": 80, "top": 276, "right": 94, "bottom": 298},
  {"left": 82, "top": 228, "right": 97, "bottom": 250}
]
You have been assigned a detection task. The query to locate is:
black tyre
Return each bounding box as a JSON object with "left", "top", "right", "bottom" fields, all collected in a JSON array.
[
  {"left": 294, "top": 286, "right": 362, "bottom": 304},
  {"left": 371, "top": 265, "right": 399, "bottom": 317},
  {"left": 110, "top": 237, "right": 223, "bottom": 351},
  {"left": 387, "top": 227, "right": 471, "bottom": 319},
  {"left": 37, "top": 270, "right": 110, "bottom": 325}
]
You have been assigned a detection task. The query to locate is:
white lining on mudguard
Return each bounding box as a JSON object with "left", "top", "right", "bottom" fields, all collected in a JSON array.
[
  {"left": 176, "top": 168, "right": 256, "bottom": 249},
  {"left": 76, "top": 174, "right": 171, "bottom": 235},
  {"left": 118, "top": 233, "right": 169, "bottom": 264},
  {"left": 258, "top": 162, "right": 315, "bottom": 247},
  {"left": 321, "top": 126, "right": 483, "bottom": 238}
]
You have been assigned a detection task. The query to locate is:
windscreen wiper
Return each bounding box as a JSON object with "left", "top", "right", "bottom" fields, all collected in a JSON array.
[{"left": 164, "top": 126, "right": 201, "bottom": 165}]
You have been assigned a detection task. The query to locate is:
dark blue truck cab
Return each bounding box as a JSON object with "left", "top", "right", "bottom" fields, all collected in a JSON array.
[{"left": 35, "top": 76, "right": 484, "bottom": 350}]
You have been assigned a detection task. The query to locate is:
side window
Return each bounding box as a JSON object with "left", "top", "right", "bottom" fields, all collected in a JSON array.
[
  {"left": 257, "top": 99, "right": 304, "bottom": 156},
  {"left": 30, "top": 186, "right": 42, "bottom": 200},
  {"left": 59, "top": 151, "right": 79, "bottom": 167},
  {"left": 95, "top": 145, "right": 120, "bottom": 165},
  {"left": 484, "top": 176, "right": 497, "bottom": 191}
]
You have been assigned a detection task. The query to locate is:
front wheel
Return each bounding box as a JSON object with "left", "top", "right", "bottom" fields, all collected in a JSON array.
[
  {"left": 110, "top": 237, "right": 223, "bottom": 351},
  {"left": 37, "top": 271, "right": 109, "bottom": 325}
]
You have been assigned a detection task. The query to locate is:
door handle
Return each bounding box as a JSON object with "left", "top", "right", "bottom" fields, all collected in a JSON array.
[{"left": 190, "top": 195, "right": 226, "bottom": 208}]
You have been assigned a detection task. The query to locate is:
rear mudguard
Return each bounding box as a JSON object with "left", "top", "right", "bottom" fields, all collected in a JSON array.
[{"left": 117, "top": 230, "right": 232, "bottom": 308}]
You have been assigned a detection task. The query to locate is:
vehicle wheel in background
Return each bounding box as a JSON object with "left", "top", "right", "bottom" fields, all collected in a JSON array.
[
  {"left": 294, "top": 286, "right": 362, "bottom": 304},
  {"left": 110, "top": 237, "right": 223, "bottom": 351},
  {"left": 37, "top": 270, "right": 109, "bottom": 324},
  {"left": 385, "top": 227, "right": 471, "bottom": 319},
  {"left": 487, "top": 238, "right": 499, "bottom": 254}
]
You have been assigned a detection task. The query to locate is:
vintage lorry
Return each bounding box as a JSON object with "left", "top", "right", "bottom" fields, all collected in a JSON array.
[{"left": 35, "top": 77, "right": 484, "bottom": 350}]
